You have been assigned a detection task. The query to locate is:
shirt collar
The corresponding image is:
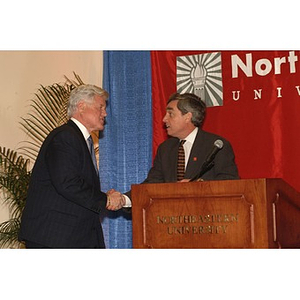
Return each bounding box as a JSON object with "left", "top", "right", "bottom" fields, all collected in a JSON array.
[
  {"left": 71, "top": 117, "right": 90, "bottom": 141},
  {"left": 183, "top": 127, "right": 198, "bottom": 144}
]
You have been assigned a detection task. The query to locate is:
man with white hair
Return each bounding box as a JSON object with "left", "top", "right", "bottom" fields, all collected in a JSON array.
[{"left": 19, "top": 84, "right": 125, "bottom": 248}]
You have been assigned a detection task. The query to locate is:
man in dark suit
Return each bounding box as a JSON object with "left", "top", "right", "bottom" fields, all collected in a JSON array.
[
  {"left": 19, "top": 84, "right": 125, "bottom": 248},
  {"left": 122, "top": 92, "right": 239, "bottom": 205},
  {"left": 143, "top": 92, "right": 239, "bottom": 183}
]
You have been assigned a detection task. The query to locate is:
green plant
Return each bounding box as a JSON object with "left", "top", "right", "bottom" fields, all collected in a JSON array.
[
  {"left": 0, "top": 72, "right": 84, "bottom": 248},
  {"left": 0, "top": 148, "right": 31, "bottom": 248}
]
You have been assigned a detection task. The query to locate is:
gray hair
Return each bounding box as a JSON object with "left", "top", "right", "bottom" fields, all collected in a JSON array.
[
  {"left": 167, "top": 93, "right": 206, "bottom": 127},
  {"left": 67, "top": 84, "right": 109, "bottom": 118}
]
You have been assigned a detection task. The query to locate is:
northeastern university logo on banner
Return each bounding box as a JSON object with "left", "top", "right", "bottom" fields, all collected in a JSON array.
[{"left": 176, "top": 52, "right": 223, "bottom": 107}]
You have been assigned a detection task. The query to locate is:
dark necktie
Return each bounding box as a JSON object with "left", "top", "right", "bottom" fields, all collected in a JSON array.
[
  {"left": 87, "top": 135, "right": 98, "bottom": 174},
  {"left": 177, "top": 140, "right": 186, "bottom": 181}
]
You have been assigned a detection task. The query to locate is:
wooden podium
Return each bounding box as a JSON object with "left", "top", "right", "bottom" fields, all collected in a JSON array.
[{"left": 131, "top": 178, "right": 300, "bottom": 248}]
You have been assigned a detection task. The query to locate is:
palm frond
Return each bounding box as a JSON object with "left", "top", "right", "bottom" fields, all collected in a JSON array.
[
  {"left": 0, "top": 147, "right": 30, "bottom": 248},
  {"left": 18, "top": 73, "right": 84, "bottom": 161},
  {"left": 64, "top": 71, "right": 85, "bottom": 87},
  {"left": 0, "top": 72, "right": 84, "bottom": 248},
  {"left": 0, "top": 147, "right": 31, "bottom": 214},
  {"left": 0, "top": 219, "right": 23, "bottom": 248}
]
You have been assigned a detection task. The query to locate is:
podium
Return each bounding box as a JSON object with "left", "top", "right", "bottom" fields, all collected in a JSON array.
[{"left": 131, "top": 178, "right": 300, "bottom": 248}]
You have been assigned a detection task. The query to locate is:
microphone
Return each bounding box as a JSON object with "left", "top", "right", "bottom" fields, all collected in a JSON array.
[{"left": 190, "top": 139, "right": 224, "bottom": 181}]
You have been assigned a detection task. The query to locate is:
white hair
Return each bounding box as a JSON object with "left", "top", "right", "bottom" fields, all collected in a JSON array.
[{"left": 67, "top": 84, "right": 109, "bottom": 118}]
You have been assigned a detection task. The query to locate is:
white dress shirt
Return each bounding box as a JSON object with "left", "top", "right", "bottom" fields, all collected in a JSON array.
[
  {"left": 181, "top": 127, "right": 198, "bottom": 168},
  {"left": 71, "top": 117, "right": 90, "bottom": 148}
]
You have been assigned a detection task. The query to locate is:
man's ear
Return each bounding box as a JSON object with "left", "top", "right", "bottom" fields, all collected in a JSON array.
[
  {"left": 78, "top": 100, "right": 86, "bottom": 113},
  {"left": 185, "top": 112, "right": 193, "bottom": 123}
]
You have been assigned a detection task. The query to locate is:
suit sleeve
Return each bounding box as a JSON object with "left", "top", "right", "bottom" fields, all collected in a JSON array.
[{"left": 142, "top": 144, "right": 167, "bottom": 183}]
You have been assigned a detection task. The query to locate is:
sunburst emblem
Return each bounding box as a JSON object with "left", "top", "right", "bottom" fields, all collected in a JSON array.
[{"left": 176, "top": 52, "right": 223, "bottom": 107}]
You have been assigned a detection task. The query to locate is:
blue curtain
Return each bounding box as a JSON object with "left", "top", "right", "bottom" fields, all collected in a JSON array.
[{"left": 99, "top": 51, "right": 152, "bottom": 248}]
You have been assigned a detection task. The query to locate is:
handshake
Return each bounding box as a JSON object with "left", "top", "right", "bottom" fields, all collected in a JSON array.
[{"left": 106, "top": 189, "right": 126, "bottom": 211}]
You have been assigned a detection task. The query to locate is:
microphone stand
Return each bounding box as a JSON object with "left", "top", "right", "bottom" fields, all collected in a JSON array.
[{"left": 190, "top": 161, "right": 215, "bottom": 182}]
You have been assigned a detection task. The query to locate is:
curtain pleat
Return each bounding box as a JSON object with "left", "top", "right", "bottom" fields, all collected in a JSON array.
[{"left": 100, "top": 51, "right": 152, "bottom": 248}]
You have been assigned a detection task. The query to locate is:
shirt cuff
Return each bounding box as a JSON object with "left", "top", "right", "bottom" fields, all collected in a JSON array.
[{"left": 123, "top": 194, "right": 132, "bottom": 207}]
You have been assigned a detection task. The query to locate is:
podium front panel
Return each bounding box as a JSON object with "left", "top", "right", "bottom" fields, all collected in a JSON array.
[
  {"left": 132, "top": 180, "right": 269, "bottom": 248},
  {"left": 142, "top": 194, "right": 254, "bottom": 248}
]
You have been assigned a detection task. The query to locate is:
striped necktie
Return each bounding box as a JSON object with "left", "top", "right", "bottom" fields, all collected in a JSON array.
[
  {"left": 87, "top": 135, "right": 98, "bottom": 174},
  {"left": 177, "top": 140, "right": 186, "bottom": 181}
]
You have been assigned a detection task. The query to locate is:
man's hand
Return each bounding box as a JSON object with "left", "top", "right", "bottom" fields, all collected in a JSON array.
[
  {"left": 106, "top": 189, "right": 126, "bottom": 211},
  {"left": 178, "top": 179, "right": 191, "bottom": 182},
  {"left": 178, "top": 178, "right": 204, "bottom": 182}
]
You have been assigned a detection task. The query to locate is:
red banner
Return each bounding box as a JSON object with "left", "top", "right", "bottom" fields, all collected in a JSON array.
[{"left": 151, "top": 50, "right": 300, "bottom": 191}]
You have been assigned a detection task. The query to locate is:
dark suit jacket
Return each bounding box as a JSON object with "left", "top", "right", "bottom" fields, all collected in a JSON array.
[
  {"left": 19, "top": 120, "right": 107, "bottom": 248},
  {"left": 144, "top": 129, "right": 239, "bottom": 183}
]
